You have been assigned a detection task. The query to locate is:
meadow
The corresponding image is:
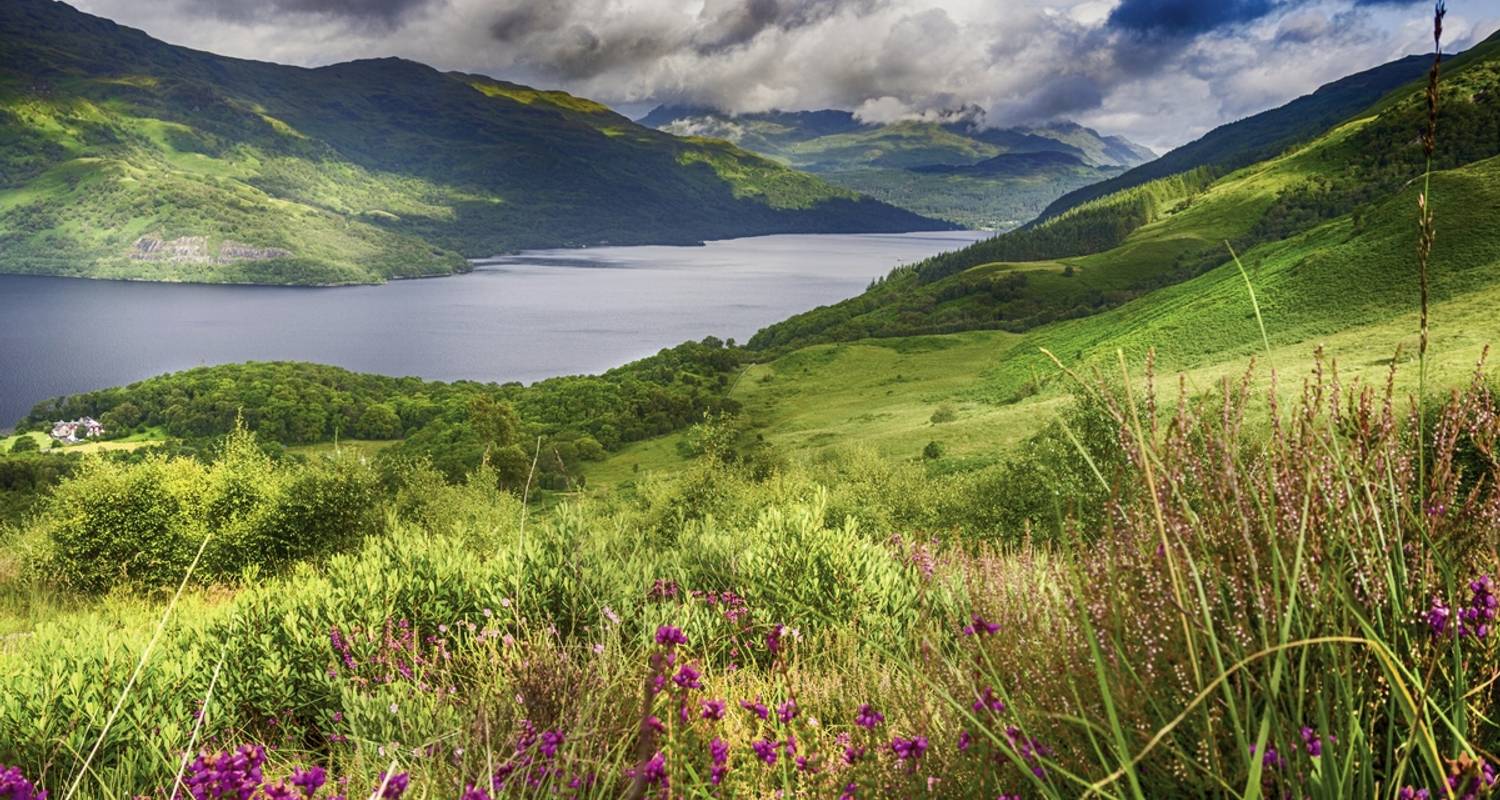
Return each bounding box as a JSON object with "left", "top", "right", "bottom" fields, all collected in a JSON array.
[{"left": 0, "top": 348, "right": 1496, "bottom": 799}]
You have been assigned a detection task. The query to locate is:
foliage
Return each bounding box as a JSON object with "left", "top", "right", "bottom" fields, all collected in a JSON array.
[
  {"left": 21, "top": 338, "right": 746, "bottom": 489},
  {"left": 39, "top": 427, "right": 384, "bottom": 593}
]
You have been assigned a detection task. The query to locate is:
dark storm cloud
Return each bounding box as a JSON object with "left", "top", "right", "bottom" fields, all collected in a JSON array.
[
  {"left": 1108, "top": 0, "right": 1279, "bottom": 36},
  {"left": 692, "top": 0, "right": 884, "bottom": 53},
  {"left": 1108, "top": 0, "right": 1430, "bottom": 39}
]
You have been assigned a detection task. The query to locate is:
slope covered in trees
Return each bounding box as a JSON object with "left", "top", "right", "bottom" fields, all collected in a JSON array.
[{"left": 0, "top": 0, "right": 945, "bottom": 285}]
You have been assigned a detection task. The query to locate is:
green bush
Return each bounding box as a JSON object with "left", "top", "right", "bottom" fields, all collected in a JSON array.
[
  {"left": 40, "top": 429, "right": 384, "bottom": 592},
  {"left": 8, "top": 436, "right": 39, "bottom": 454}
]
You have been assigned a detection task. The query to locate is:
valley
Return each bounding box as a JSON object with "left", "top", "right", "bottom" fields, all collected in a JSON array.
[{"left": 641, "top": 106, "right": 1154, "bottom": 229}]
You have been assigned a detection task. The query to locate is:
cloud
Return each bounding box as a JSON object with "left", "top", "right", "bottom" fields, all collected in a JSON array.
[
  {"left": 66, "top": 0, "right": 1500, "bottom": 150},
  {"left": 1108, "top": 0, "right": 1278, "bottom": 36}
]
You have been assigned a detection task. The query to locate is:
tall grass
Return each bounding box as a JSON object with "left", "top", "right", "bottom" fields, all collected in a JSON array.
[{"left": 0, "top": 352, "right": 1495, "bottom": 797}]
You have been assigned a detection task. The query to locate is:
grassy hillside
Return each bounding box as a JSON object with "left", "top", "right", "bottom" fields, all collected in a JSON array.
[
  {"left": 2, "top": 299, "right": 1496, "bottom": 799},
  {"left": 640, "top": 106, "right": 1150, "bottom": 229},
  {"left": 1034, "top": 52, "right": 1433, "bottom": 222},
  {"left": 747, "top": 33, "right": 1500, "bottom": 353},
  {"left": 0, "top": 0, "right": 945, "bottom": 286}
]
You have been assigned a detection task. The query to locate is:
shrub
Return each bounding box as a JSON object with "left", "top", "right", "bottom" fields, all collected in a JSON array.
[
  {"left": 39, "top": 429, "right": 384, "bottom": 592},
  {"left": 8, "top": 437, "right": 38, "bottom": 454},
  {"left": 929, "top": 404, "right": 958, "bottom": 424}
]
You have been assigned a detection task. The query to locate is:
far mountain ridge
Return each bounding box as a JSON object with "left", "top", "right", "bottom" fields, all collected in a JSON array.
[{"left": 640, "top": 104, "right": 1155, "bottom": 230}]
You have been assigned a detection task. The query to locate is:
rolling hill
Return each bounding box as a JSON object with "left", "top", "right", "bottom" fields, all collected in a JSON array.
[
  {"left": 746, "top": 32, "right": 1500, "bottom": 353},
  {"left": 639, "top": 105, "right": 1153, "bottom": 230},
  {"left": 1033, "top": 52, "right": 1435, "bottom": 223},
  {"left": 585, "top": 32, "right": 1500, "bottom": 475},
  {"left": 0, "top": 0, "right": 947, "bottom": 286}
]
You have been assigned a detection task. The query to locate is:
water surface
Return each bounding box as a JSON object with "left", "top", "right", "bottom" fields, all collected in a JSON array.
[{"left": 0, "top": 231, "right": 987, "bottom": 428}]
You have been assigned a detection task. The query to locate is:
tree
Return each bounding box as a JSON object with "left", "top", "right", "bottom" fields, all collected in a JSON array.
[
  {"left": 469, "top": 395, "right": 520, "bottom": 448},
  {"left": 355, "top": 403, "right": 402, "bottom": 440},
  {"left": 9, "top": 436, "right": 40, "bottom": 454}
]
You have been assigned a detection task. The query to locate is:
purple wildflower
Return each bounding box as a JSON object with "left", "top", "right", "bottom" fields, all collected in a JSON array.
[
  {"left": 777, "top": 699, "right": 799, "bottom": 723},
  {"left": 184, "top": 745, "right": 267, "bottom": 800},
  {"left": 701, "top": 699, "right": 726, "bottom": 720},
  {"left": 751, "top": 738, "right": 779, "bottom": 766},
  {"left": 890, "top": 736, "right": 929, "bottom": 762},
  {"left": 1460, "top": 575, "right": 1495, "bottom": 638},
  {"left": 655, "top": 626, "right": 688, "bottom": 646},
  {"left": 972, "top": 686, "right": 1006, "bottom": 714},
  {"left": 957, "top": 731, "right": 973, "bottom": 752},
  {"left": 639, "top": 752, "right": 668, "bottom": 787},
  {"left": 1300, "top": 727, "right": 1323, "bottom": 757},
  {"left": 709, "top": 738, "right": 729, "bottom": 786},
  {"left": 961, "top": 614, "right": 1001, "bottom": 637},
  {"left": 460, "top": 785, "right": 491, "bottom": 800},
  {"left": 377, "top": 772, "right": 408, "bottom": 799},
  {"left": 539, "top": 730, "right": 564, "bottom": 759},
  {"left": 1397, "top": 788, "right": 1431, "bottom": 800},
  {"left": 1248, "top": 744, "right": 1284, "bottom": 770},
  {"left": 673, "top": 664, "right": 702, "bottom": 690},
  {"left": 766, "top": 624, "right": 784, "bottom": 654},
  {"left": 854, "top": 704, "right": 884, "bottom": 729},
  {"left": 0, "top": 766, "right": 47, "bottom": 800},
  {"left": 843, "top": 746, "right": 865, "bottom": 766},
  {"left": 289, "top": 766, "right": 326, "bottom": 798},
  {"left": 739, "top": 699, "right": 769, "bottom": 720},
  {"left": 1428, "top": 597, "right": 1453, "bottom": 637}
]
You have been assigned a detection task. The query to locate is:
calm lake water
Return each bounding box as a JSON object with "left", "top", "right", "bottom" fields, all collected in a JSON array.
[{"left": 0, "top": 231, "right": 987, "bottom": 428}]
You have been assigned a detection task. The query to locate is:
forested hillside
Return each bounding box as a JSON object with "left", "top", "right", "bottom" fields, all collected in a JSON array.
[
  {"left": 0, "top": 0, "right": 945, "bottom": 285},
  {"left": 16, "top": 339, "right": 745, "bottom": 490}
]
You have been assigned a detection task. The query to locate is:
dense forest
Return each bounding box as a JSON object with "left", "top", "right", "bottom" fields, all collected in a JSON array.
[{"left": 17, "top": 339, "right": 746, "bottom": 490}]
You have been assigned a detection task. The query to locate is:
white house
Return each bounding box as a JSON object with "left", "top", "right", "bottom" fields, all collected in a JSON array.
[{"left": 50, "top": 416, "right": 105, "bottom": 443}]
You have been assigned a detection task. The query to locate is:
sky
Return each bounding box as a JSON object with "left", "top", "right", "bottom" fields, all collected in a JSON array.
[{"left": 67, "top": 0, "right": 1500, "bottom": 151}]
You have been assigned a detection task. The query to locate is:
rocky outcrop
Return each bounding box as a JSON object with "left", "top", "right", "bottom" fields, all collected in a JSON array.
[{"left": 130, "top": 236, "right": 290, "bottom": 264}]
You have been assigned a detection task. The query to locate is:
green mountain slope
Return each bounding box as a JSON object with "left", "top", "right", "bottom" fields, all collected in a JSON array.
[
  {"left": 1034, "top": 53, "right": 1433, "bottom": 223},
  {"left": 747, "top": 32, "right": 1500, "bottom": 352},
  {"left": 639, "top": 106, "right": 1153, "bottom": 230},
  {"left": 0, "top": 0, "right": 947, "bottom": 286}
]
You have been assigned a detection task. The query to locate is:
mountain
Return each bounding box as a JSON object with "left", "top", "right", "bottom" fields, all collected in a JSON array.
[
  {"left": 639, "top": 105, "right": 1154, "bottom": 230},
  {"left": 747, "top": 32, "right": 1500, "bottom": 354},
  {"left": 0, "top": 0, "right": 947, "bottom": 286},
  {"left": 1033, "top": 52, "right": 1435, "bottom": 223}
]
